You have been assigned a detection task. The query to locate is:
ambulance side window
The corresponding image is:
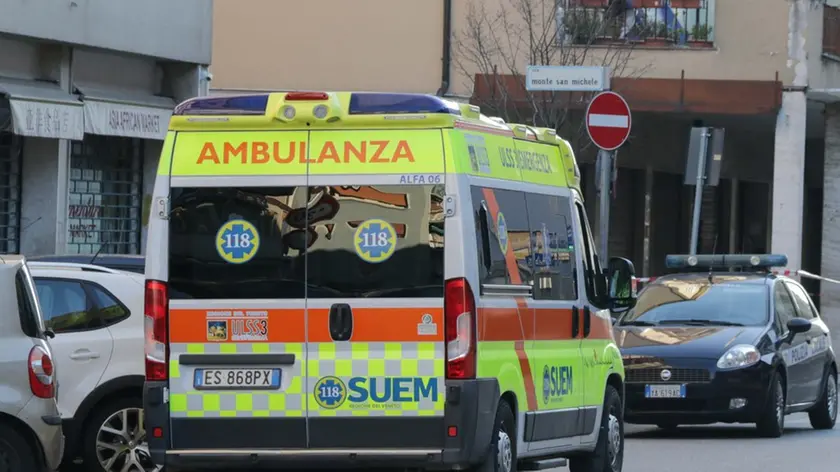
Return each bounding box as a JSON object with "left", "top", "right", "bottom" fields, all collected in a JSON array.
[
  {"left": 471, "top": 186, "right": 532, "bottom": 286},
  {"left": 574, "top": 200, "right": 606, "bottom": 306},
  {"left": 524, "top": 193, "right": 577, "bottom": 301}
]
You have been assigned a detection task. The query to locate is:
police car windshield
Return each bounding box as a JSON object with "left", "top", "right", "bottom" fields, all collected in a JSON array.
[{"left": 620, "top": 281, "right": 769, "bottom": 326}]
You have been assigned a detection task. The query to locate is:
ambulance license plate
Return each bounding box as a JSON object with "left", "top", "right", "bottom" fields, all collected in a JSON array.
[
  {"left": 194, "top": 368, "right": 281, "bottom": 390},
  {"left": 645, "top": 384, "right": 686, "bottom": 398}
]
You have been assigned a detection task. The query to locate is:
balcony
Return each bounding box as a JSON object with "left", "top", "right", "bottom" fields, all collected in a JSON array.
[
  {"left": 557, "top": 0, "right": 715, "bottom": 48},
  {"left": 823, "top": 5, "right": 840, "bottom": 59}
]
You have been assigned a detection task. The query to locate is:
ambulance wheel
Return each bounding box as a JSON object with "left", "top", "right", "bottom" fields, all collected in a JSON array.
[
  {"left": 569, "top": 385, "right": 623, "bottom": 472},
  {"left": 472, "top": 400, "right": 517, "bottom": 472}
]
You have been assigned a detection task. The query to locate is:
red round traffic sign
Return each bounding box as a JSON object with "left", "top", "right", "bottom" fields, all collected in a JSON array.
[{"left": 585, "top": 91, "right": 631, "bottom": 151}]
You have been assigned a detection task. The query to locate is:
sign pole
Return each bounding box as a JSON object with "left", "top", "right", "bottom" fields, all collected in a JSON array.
[
  {"left": 585, "top": 91, "right": 630, "bottom": 263},
  {"left": 689, "top": 127, "right": 709, "bottom": 255},
  {"left": 598, "top": 149, "right": 612, "bottom": 261}
]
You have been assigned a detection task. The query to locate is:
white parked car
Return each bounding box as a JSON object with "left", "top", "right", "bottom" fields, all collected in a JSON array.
[{"left": 27, "top": 261, "right": 153, "bottom": 472}]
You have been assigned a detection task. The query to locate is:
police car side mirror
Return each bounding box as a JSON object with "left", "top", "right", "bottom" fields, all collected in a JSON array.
[{"left": 786, "top": 317, "right": 811, "bottom": 335}]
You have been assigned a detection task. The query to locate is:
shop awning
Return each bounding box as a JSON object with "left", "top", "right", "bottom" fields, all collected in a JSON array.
[
  {"left": 75, "top": 83, "right": 176, "bottom": 141},
  {"left": 0, "top": 78, "right": 84, "bottom": 140}
]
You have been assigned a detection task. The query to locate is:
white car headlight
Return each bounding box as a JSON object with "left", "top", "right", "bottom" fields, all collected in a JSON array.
[{"left": 716, "top": 344, "right": 761, "bottom": 370}]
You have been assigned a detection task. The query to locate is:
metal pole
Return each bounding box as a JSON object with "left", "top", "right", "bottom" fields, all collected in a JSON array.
[
  {"left": 598, "top": 149, "right": 612, "bottom": 260},
  {"left": 689, "top": 128, "right": 709, "bottom": 255}
]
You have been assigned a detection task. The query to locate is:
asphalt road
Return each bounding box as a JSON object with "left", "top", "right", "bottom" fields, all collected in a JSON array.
[
  {"left": 550, "top": 413, "right": 840, "bottom": 472},
  {"left": 64, "top": 414, "right": 838, "bottom": 472}
]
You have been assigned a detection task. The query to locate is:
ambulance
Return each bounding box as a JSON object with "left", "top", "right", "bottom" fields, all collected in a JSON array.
[{"left": 142, "top": 91, "right": 637, "bottom": 472}]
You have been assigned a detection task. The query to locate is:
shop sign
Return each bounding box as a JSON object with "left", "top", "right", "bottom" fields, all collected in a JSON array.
[
  {"left": 84, "top": 100, "right": 172, "bottom": 140},
  {"left": 9, "top": 99, "right": 84, "bottom": 140}
]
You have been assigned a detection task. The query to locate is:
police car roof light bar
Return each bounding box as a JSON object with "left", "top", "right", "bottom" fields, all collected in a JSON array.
[
  {"left": 348, "top": 92, "right": 462, "bottom": 116},
  {"left": 174, "top": 94, "right": 270, "bottom": 116},
  {"left": 665, "top": 254, "right": 788, "bottom": 270}
]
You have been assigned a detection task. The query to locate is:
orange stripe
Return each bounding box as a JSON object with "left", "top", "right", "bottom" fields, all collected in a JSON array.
[
  {"left": 533, "top": 307, "right": 575, "bottom": 340},
  {"left": 586, "top": 314, "right": 615, "bottom": 340},
  {"left": 168, "top": 309, "right": 305, "bottom": 343},
  {"left": 307, "top": 307, "right": 444, "bottom": 343},
  {"left": 515, "top": 298, "right": 538, "bottom": 410}
]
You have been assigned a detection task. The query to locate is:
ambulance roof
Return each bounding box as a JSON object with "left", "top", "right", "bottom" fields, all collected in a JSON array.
[{"left": 163, "top": 92, "right": 581, "bottom": 190}]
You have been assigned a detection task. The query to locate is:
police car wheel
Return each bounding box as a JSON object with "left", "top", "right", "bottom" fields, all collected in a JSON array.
[
  {"left": 569, "top": 385, "right": 623, "bottom": 472},
  {"left": 473, "top": 400, "right": 517, "bottom": 472},
  {"left": 808, "top": 370, "right": 838, "bottom": 430},
  {"left": 0, "top": 422, "right": 40, "bottom": 472},
  {"left": 83, "top": 396, "right": 160, "bottom": 472},
  {"left": 755, "top": 371, "right": 785, "bottom": 438}
]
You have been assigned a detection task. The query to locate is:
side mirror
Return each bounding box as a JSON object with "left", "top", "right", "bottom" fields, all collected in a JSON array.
[
  {"left": 44, "top": 328, "right": 56, "bottom": 339},
  {"left": 786, "top": 317, "right": 811, "bottom": 335},
  {"left": 607, "top": 256, "right": 637, "bottom": 314}
]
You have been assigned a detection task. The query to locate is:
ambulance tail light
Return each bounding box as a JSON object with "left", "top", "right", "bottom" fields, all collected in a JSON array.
[
  {"left": 444, "top": 278, "right": 477, "bottom": 379},
  {"left": 285, "top": 92, "right": 329, "bottom": 101},
  {"left": 145, "top": 280, "right": 169, "bottom": 381}
]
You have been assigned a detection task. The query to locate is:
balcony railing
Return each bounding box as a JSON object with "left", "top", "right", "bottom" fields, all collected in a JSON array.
[
  {"left": 823, "top": 5, "right": 840, "bottom": 58},
  {"left": 557, "top": 0, "right": 715, "bottom": 48}
]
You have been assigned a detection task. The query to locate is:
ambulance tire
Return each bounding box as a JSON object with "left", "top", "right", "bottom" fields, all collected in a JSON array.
[
  {"left": 471, "top": 400, "right": 517, "bottom": 472},
  {"left": 569, "top": 385, "right": 623, "bottom": 472}
]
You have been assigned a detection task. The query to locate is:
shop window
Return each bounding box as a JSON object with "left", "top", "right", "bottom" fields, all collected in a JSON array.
[
  {"left": 67, "top": 136, "right": 143, "bottom": 255},
  {"left": 0, "top": 133, "right": 22, "bottom": 254}
]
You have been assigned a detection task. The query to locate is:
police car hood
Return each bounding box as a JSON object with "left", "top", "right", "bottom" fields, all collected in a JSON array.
[{"left": 614, "top": 326, "right": 764, "bottom": 359}]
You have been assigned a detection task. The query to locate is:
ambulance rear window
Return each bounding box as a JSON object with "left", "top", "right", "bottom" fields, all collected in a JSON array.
[{"left": 168, "top": 185, "right": 445, "bottom": 299}]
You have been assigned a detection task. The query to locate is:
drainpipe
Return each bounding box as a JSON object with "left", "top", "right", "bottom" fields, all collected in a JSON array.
[{"left": 436, "top": 0, "right": 452, "bottom": 97}]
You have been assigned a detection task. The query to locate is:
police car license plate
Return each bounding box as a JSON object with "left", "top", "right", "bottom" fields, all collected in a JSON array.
[
  {"left": 194, "top": 368, "right": 281, "bottom": 390},
  {"left": 645, "top": 384, "right": 686, "bottom": 398}
]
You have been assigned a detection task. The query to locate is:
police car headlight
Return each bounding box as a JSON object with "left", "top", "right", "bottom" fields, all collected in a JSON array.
[{"left": 716, "top": 344, "right": 761, "bottom": 370}]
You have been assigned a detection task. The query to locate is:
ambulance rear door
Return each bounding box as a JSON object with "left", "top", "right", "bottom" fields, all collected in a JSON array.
[
  {"left": 304, "top": 128, "right": 448, "bottom": 450},
  {"left": 165, "top": 129, "right": 311, "bottom": 450}
]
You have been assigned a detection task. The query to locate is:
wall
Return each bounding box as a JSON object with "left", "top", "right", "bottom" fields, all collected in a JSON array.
[
  {"left": 0, "top": 36, "right": 41, "bottom": 79},
  {"left": 449, "top": 0, "right": 793, "bottom": 97},
  {"left": 0, "top": 0, "right": 212, "bottom": 64},
  {"left": 211, "top": 0, "right": 443, "bottom": 93}
]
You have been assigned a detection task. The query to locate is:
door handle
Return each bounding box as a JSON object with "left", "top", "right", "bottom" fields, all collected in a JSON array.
[
  {"left": 69, "top": 350, "right": 100, "bottom": 360},
  {"left": 329, "top": 303, "right": 354, "bottom": 341},
  {"left": 571, "top": 306, "right": 580, "bottom": 338},
  {"left": 583, "top": 306, "right": 592, "bottom": 338}
]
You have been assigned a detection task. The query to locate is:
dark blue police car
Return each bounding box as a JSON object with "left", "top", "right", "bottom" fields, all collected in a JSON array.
[{"left": 613, "top": 254, "right": 837, "bottom": 437}]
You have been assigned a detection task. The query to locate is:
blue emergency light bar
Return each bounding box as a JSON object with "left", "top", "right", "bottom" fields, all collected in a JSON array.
[
  {"left": 174, "top": 94, "right": 270, "bottom": 116},
  {"left": 665, "top": 254, "right": 788, "bottom": 270},
  {"left": 348, "top": 93, "right": 461, "bottom": 115}
]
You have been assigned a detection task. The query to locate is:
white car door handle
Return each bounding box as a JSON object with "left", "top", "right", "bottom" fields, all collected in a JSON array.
[{"left": 69, "top": 350, "right": 100, "bottom": 360}]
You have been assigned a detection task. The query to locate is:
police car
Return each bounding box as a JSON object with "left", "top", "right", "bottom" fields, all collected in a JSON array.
[{"left": 613, "top": 254, "right": 837, "bottom": 437}]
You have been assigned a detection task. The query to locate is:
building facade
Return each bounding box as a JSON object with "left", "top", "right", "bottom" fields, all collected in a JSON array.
[
  {"left": 0, "top": 0, "right": 213, "bottom": 257},
  {"left": 211, "top": 0, "right": 840, "bottom": 333}
]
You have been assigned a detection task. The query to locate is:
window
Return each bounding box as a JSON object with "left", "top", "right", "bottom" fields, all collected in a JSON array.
[
  {"left": 90, "top": 285, "right": 130, "bottom": 324},
  {"left": 774, "top": 284, "right": 798, "bottom": 330},
  {"left": 525, "top": 193, "right": 577, "bottom": 300},
  {"left": 785, "top": 283, "right": 817, "bottom": 320},
  {"left": 15, "top": 269, "right": 41, "bottom": 337},
  {"left": 573, "top": 200, "right": 606, "bottom": 306},
  {"left": 35, "top": 279, "right": 100, "bottom": 333},
  {"left": 471, "top": 187, "right": 532, "bottom": 286},
  {"left": 169, "top": 185, "right": 445, "bottom": 299},
  {"left": 621, "top": 282, "right": 769, "bottom": 326}
]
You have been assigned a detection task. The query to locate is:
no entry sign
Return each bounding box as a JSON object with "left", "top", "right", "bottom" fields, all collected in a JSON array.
[{"left": 586, "top": 91, "right": 631, "bottom": 151}]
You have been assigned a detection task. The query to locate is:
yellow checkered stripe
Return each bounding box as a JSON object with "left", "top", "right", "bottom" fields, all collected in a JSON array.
[
  {"left": 169, "top": 342, "right": 305, "bottom": 418},
  {"left": 307, "top": 341, "right": 445, "bottom": 417},
  {"left": 167, "top": 341, "right": 445, "bottom": 418}
]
